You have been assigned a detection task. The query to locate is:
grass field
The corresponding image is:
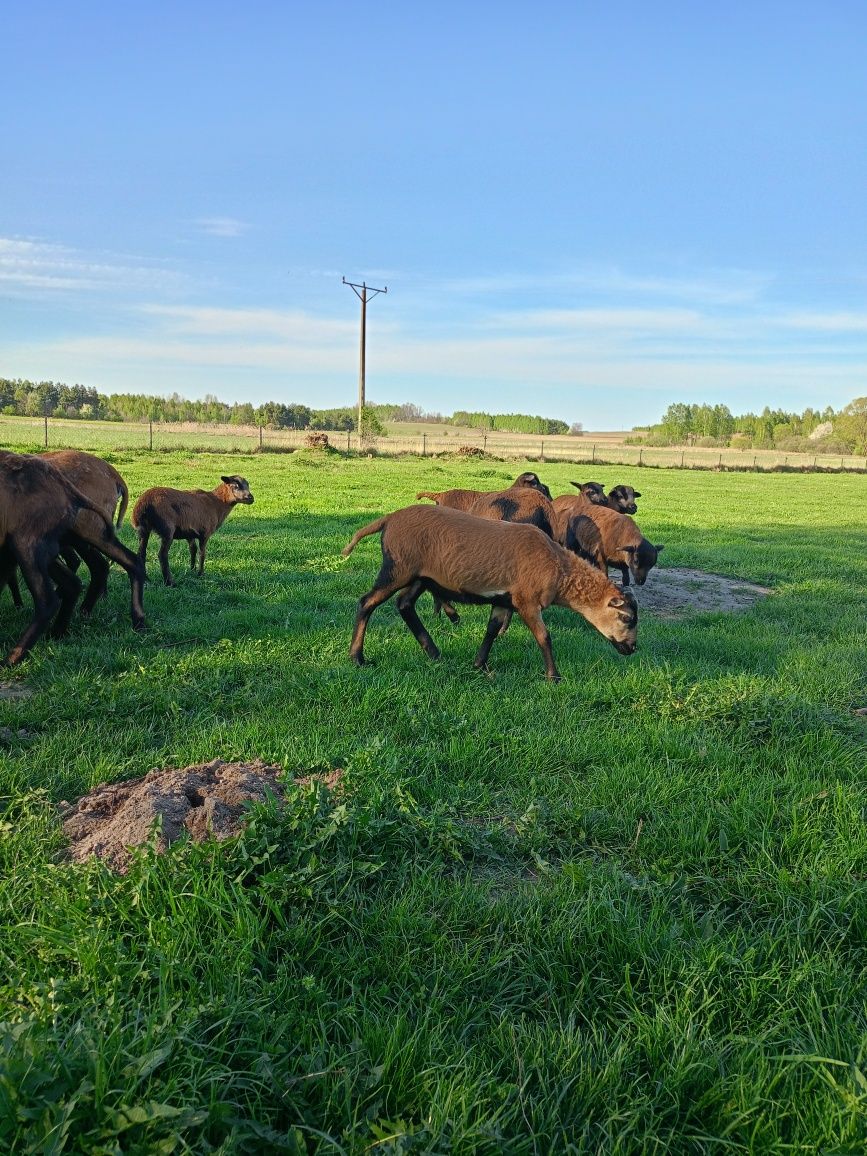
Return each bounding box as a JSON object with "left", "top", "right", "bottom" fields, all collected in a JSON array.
[{"left": 1, "top": 450, "right": 866, "bottom": 1153}]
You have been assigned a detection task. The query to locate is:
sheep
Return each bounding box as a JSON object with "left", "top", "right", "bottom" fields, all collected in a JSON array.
[
  {"left": 341, "top": 504, "right": 638, "bottom": 680},
  {"left": 553, "top": 494, "right": 663, "bottom": 587},
  {"left": 415, "top": 472, "right": 552, "bottom": 624},
  {"left": 0, "top": 451, "right": 145, "bottom": 665},
  {"left": 40, "top": 450, "right": 131, "bottom": 615},
  {"left": 570, "top": 481, "right": 641, "bottom": 514},
  {"left": 132, "top": 476, "right": 254, "bottom": 586},
  {"left": 415, "top": 470, "right": 551, "bottom": 510}
]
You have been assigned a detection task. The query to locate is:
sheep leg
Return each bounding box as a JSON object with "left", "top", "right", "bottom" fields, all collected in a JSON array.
[
  {"left": 349, "top": 582, "right": 404, "bottom": 665},
  {"left": 4, "top": 546, "right": 62, "bottom": 666},
  {"left": 197, "top": 536, "right": 208, "bottom": 575},
  {"left": 473, "top": 607, "right": 511, "bottom": 671},
  {"left": 188, "top": 539, "right": 198, "bottom": 571},
  {"left": 396, "top": 583, "right": 441, "bottom": 660},
  {"left": 48, "top": 559, "right": 83, "bottom": 638},
  {"left": 496, "top": 609, "right": 514, "bottom": 637},
  {"left": 439, "top": 597, "right": 460, "bottom": 624},
  {"left": 515, "top": 603, "right": 561, "bottom": 682},
  {"left": 617, "top": 563, "right": 631, "bottom": 587},
  {"left": 0, "top": 553, "right": 23, "bottom": 608},
  {"left": 158, "top": 536, "right": 175, "bottom": 587},
  {"left": 75, "top": 543, "right": 110, "bottom": 615}
]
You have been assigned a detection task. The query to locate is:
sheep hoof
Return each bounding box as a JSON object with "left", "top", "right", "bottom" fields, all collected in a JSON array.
[{"left": 132, "top": 618, "right": 146, "bottom": 634}]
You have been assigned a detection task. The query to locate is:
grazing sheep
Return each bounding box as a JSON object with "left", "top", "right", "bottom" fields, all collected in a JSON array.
[
  {"left": 132, "top": 476, "right": 254, "bottom": 586},
  {"left": 570, "top": 481, "right": 641, "bottom": 514},
  {"left": 342, "top": 505, "right": 638, "bottom": 680},
  {"left": 0, "top": 451, "right": 145, "bottom": 665},
  {"left": 40, "top": 450, "right": 131, "bottom": 614},
  {"left": 553, "top": 494, "right": 663, "bottom": 586},
  {"left": 416, "top": 470, "right": 551, "bottom": 510}
]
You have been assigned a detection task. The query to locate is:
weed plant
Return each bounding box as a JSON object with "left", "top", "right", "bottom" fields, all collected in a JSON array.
[{"left": 0, "top": 453, "right": 865, "bottom": 1153}]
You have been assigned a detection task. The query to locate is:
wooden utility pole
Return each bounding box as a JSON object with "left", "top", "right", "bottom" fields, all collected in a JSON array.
[{"left": 343, "top": 277, "right": 387, "bottom": 447}]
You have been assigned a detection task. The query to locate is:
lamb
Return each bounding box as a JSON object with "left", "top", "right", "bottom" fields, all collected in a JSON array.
[
  {"left": 415, "top": 470, "right": 551, "bottom": 510},
  {"left": 341, "top": 504, "right": 638, "bottom": 681},
  {"left": 132, "top": 476, "right": 254, "bottom": 586},
  {"left": 570, "top": 481, "right": 641, "bottom": 514},
  {"left": 0, "top": 451, "right": 145, "bottom": 665},
  {"left": 553, "top": 494, "right": 663, "bottom": 587}
]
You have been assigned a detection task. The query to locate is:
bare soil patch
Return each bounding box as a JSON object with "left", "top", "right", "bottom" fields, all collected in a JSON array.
[
  {"left": 631, "top": 567, "right": 772, "bottom": 619},
  {"left": 0, "top": 681, "right": 33, "bottom": 701},
  {"left": 61, "top": 758, "right": 290, "bottom": 873}
]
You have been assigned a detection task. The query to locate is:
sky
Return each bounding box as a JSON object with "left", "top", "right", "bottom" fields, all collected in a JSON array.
[{"left": 2, "top": 1, "right": 866, "bottom": 429}]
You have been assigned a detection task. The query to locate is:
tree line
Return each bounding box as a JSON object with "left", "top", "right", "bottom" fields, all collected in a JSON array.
[
  {"left": 0, "top": 379, "right": 572, "bottom": 436},
  {"left": 636, "top": 399, "right": 867, "bottom": 454}
]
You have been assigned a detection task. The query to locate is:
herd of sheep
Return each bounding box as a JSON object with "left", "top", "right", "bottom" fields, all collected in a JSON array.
[{"left": 0, "top": 450, "right": 662, "bottom": 679}]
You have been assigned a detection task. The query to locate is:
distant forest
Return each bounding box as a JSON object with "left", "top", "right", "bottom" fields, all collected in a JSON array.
[
  {"left": 634, "top": 398, "right": 867, "bottom": 454},
  {"left": 0, "top": 379, "right": 572, "bottom": 436}
]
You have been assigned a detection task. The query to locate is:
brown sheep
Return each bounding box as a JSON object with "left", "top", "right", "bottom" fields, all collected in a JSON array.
[
  {"left": 416, "top": 470, "right": 551, "bottom": 510},
  {"left": 40, "top": 450, "right": 131, "bottom": 614},
  {"left": 0, "top": 451, "right": 145, "bottom": 665},
  {"left": 570, "top": 480, "right": 640, "bottom": 514},
  {"left": 415, "top": 473, "right": 552, "bottom": 624},
  {"left": 553, "top": 494, "right": 663, "bottom": 586},
  {"left": 132, "top": 476, "right": 254, "bottom": 586},
  {"left": 342, "top": 505, "right": 638, "bottom": 680}
]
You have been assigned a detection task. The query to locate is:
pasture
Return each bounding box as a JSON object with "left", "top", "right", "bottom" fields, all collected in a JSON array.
[{"left": 1, "top": 451, "right": 865, "bottom": 1153}]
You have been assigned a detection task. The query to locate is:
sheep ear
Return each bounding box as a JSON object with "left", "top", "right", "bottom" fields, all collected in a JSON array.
[
  {"left": 220, "top": 475, "right": 234, "bottom": 484},
  {"left": 570, "top": 481, "right": 582, "bottom": 489},
  {"left": 608, "top": 595, "right": 627, "bottom": 608},
  {"left": 621, "top": 545, "right": 637, "bottom": 554},
  {"left": 656, "top": 544, "right": 665, "bottom": 553},
  {"left": 633, "top": 491, "right": 642, "bottom": 498}
]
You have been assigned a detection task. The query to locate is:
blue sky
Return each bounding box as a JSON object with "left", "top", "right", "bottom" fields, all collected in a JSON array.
[{"left": 2, "top": 2, "right": 866, "bottom": 428}]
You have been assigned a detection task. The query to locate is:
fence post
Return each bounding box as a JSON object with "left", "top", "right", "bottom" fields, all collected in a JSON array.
[
  {"left": 259, "top": 424, "right": 263, "bottom": 450},
  {"left": 44, "top": 415, "right": 48, "bottom": 447},
  {"left": 347, "top": 430, "right": 351, "bottom": 452},
  {"left": 483, "top": 434, "right": 487, "bottom": 452},
  {"left": 149, "top": 419, "right": 153, "bottom": 451},
  {"left": 592, "top": 444, "right": 596, "bottom": 464},
  {"left": 540, "top": 439, "right": 544, "bottom": 461},
  {"left": 753, "top": 456, "right": 757, "bottom": 469},
  {"left": 422, "top": 433, "right": 426, "bottom": 457},
  {"left": 719, "top": 453, "right": 723, "bottom": 468},
  {"left": 639, "top": 448, "right": 643, "bottom": 465},
  {"left": 681, "top": 451, "right": 685, "bottom": 468}
]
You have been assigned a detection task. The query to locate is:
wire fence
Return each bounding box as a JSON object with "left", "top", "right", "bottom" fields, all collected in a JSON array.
[{"left": 1, "top": 415, "right": 865, "bottom": 473}]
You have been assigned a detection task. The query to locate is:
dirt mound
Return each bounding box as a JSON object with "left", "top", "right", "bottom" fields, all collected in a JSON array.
[
  {"left": 60, "top": 758, "right": 288, "bottom": 873},
  {"left": 632, "top": 567, "right": 772, "bottom": 619}
]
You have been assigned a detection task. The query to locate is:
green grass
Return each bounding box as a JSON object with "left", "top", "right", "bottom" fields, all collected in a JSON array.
[{"left": 1, "top": 452, "right": 865, "bottom": 1154}]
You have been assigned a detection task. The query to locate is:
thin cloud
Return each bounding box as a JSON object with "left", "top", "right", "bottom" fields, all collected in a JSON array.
[
  {"left": 0, "top": 235, "right": 183, "bottom": 295},
  {"left": 195, "top": 217, "right": 250, "bottom": 238}
]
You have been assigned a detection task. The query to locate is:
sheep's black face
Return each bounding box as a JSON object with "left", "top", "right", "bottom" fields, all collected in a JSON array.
[
  {"left": 514, "top": 472, "right": 552, "bottom": 500},
  {"left": 221, "top": 475, "right": 255, "bottom": 505},
  {"left": 608, "top": 486, "right": 639, "bottom": 514},
  {"left": 630, "top": 540, "right": 662, "bottom": 585},
  {"left": 573, "top": 481, "right": 608, "bottom": 505}
]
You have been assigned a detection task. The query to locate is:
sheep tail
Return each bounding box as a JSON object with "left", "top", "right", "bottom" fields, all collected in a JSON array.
[{"left": 342, "top": 515, "right": 389, "bottom": 556}]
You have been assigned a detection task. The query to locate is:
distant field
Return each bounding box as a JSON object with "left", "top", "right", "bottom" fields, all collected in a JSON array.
[
  {"left": 1, "top": 452, "right": 865, "bottom": 1152},
  {"left": 2, "top": 414, "right": 864, "bottom": 471}
]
